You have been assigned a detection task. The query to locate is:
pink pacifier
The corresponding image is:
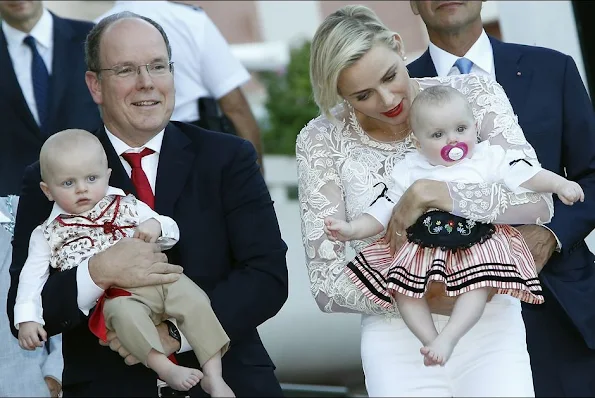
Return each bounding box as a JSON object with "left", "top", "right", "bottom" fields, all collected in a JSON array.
[{"left": 440, "top": 142, "right": 468, "bottom": 162}]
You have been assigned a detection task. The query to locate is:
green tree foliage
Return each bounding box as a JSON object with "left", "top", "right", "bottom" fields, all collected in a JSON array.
[{"left": 259, "top": 40, "right": 319, "bottom": 155}]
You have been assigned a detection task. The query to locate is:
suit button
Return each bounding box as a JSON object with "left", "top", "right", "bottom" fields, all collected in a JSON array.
[{"left": 61, "top": 320, "right": 70, "bottom": 328}]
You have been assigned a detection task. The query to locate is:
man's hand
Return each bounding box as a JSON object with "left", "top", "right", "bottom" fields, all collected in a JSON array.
[
  {"left": 156, "top": 321, "right": 182, "bottom": 356},
  {"left": 515, "top": 224, "right": 557, "bottom": 273},
  {"left": 44, "top": 376, "right": 61, "bottom": 398},
  {"left": 424, "top": 283, "right": 497, "bottom": 315},
  {"left": 89, "top": 238, "right": 183, "bottom": 290},
  {"left": 99, "top": 322, "right": 181, "bottom": 366},
  {"left": 99, "top": 330, "right": 140, "bottom": 366}
]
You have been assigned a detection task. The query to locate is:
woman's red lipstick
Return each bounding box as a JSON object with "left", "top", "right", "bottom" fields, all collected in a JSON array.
[{"left": 382, "top": 101, "right": 403, "bottom": 118}]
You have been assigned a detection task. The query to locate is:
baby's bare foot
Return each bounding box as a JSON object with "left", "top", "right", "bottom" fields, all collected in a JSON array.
[
  {"left": 420, "top": 334, "right": 457, "bottom": 367},
  {"left": 420, "top": 346, "right": 440, "bottom": 366},
  {"left": 201, "top": 375, "right": 235, "bottom": 397},
  {"left": 159, "top": 365, "right": 203, "bottom": 391}
]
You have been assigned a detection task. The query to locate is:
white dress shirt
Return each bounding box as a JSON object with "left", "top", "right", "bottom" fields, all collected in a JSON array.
[
  {"left": 367, "top": 142, "right": 542, "bottom": 227},
  {"left": 429, "top": 30, "right": 495, "bottom": 79},
  {"left": 1, "top": 8, "right": 53, "bottom": 126},
  {"left": 14, "top": 186, "right": 179, "bottom": 327},
  {"left": 95, "top": 1, "right": 250, "bottom": 122}
]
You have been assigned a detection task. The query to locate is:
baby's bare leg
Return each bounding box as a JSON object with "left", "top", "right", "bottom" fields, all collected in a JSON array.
[
  {"left": 394, "top": 292, "right": 439, "bottom": 347},
  {"left": 200, "top": 350, "right": 235, "bottom": 397},
  {"left": 146, "top": 349, "right": 202, "bottom": 391},
  {"left": 421, "top": 287, "right": 490, "bottom": 366}
]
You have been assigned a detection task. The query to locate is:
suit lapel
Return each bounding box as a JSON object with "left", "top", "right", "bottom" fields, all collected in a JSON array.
[
  {"left": 46, "top": 14, "right": 72, "bottom": 134},
  {"left": 154, "top": 123, "right": 195, "bottom": 217},
  {"left": 0, "top": 29, "right": 41, "bottom": 139},
  {"left": 96, "top": 128, "right": 136, "bottom": 195},
  {"left": 490, "top": 36, "right": 532, "bottom": 116},
  {"left": 412, "top": 49, "right": 438, "bottom": 77}
]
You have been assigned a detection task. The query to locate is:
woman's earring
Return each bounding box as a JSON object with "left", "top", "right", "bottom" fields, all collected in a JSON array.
[{"left": 403, "top": 56, "right": 408, "bottom": 61}]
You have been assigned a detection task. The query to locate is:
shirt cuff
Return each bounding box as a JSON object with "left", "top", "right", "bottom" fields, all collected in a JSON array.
[
  {"left": 76, "top": 258, "right": 105, "bottom": 315},
  {"left": 13, "top": 301, "right": 44, "bottom": 328},
  {"left": 153, "top": 215, "right": 180, "bottom": 240},
  {"left": 167, "top": 318, "right": 192, "bottom": 354},
  {"left": 365, "top": 198, "right": 395, "bottom": 230},
  {"left": 503, "top": 160, "right": 542, "bottom": 193},
  {"left": 540, "top": 224, "right": 562, "bottom": 252}
]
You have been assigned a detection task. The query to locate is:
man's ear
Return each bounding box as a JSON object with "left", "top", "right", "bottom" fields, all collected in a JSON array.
[
  {"left": 410, "top": 1, "right": 420, "bottom": 15},
  {"left": 85, "top": 71, "right": 103, "bottom": 105},
  {"left": 107, "top": 168, "right": 112, "bottom": 180},
  {"left": 39, "top": 182, "right": 54, "bottom": 202}
]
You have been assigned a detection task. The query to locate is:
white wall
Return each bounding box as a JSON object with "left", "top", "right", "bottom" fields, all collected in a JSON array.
[
  {"left": 255, "top": 0, "right": 321, "bottom": 45},
  {"left": 258, "top": 156, "right": 364, "bottom": 388},
  {"left": 497, "top": 1, "right": 589, "bottom": 90}
]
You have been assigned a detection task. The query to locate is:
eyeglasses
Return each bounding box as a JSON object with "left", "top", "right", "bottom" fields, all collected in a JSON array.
[{"left": 96, "top": 61, "right": 174, "bottom": 79}]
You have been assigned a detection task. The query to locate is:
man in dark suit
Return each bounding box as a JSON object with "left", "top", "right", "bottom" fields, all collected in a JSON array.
[
  {"left": 407, "top": 1, "right": 595, "bottom": 396},
  {"left": 0, "top": 0, "right": 101, "bottom": 195},
  {"left": 7, "top": 11, "right": 288, "bottom": 397}
]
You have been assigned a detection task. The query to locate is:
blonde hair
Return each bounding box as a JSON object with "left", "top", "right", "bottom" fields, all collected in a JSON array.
[
  {"left": 40, "top": 129, "right": 107, "bottom": 182},
  {"left": 310, "top": 5, "right": 405, "bottom": 119}
]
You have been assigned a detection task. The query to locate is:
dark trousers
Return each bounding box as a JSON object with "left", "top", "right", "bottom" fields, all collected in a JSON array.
[{"left": 522, "top": 284, "right": 595, "bottom": 397}]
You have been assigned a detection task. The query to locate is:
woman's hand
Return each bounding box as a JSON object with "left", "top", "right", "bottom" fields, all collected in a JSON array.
[{"left": 385, "top": 179, "right": 453, "bottom": 255}]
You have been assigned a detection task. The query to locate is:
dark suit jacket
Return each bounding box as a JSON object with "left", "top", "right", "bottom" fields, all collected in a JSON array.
[
  {"left": 0, "top": 13, "right": 101, "bottom": 196},
  {"left": 408, "top": 37, "right": 595, "bottom": 347},
  {"left": 7, "top": 122, "right": 289, "bottom": 397}
]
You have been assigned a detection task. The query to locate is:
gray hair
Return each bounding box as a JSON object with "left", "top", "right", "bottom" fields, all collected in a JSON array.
[
  {"left": 409, "top": 85, "right": 474, "bottom": 131},
  {"left": 310, "top": 5, "right": 405, "bottom": 119},
  {"left": 85, "top": 11, "right": 172, "bottom": 73}
]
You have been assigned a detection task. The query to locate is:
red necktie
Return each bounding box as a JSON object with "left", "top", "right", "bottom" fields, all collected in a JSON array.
[{"left": 121, "top": 148, "right": 155, "bottom": 209}]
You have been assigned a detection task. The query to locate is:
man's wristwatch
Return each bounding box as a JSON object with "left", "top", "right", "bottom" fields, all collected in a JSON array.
[{"left": 163, "top": 320, "right": 181, "bottom": 345}]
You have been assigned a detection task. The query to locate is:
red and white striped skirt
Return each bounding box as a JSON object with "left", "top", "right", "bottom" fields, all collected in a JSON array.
[{"left": 345, "top": 225, "right": 544, "bottom": 309}]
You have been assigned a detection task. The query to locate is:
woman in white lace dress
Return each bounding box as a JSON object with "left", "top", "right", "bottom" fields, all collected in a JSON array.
[{"left": 296, "top": 5, "right": 553, "bottom": 397}]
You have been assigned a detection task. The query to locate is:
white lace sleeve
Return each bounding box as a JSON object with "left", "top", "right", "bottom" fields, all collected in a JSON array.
[
  {"left": 296, "top": 117, "right": 388, "bottom": 315},
  {"left": 419, "top": 75, "right": 554, "bottom": 224}
]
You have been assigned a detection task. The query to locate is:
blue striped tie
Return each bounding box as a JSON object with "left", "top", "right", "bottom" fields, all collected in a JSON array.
[
  {"left": 23, "top": 35, "right": 49, "bottom": 133},
  {"left": 454, "top": 57, "right": 473, "bottom": 75}
]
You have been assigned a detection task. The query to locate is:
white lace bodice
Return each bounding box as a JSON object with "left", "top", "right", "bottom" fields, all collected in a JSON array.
[{"left": 296, "top": 74, "right": 554, "bottom": 315}]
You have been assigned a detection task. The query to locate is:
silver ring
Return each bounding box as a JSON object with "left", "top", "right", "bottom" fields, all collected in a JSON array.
[{"left": 395, "top": 231, "right": 403, "bottom": 236}]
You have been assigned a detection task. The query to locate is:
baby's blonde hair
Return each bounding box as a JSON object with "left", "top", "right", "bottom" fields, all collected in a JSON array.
[
  {"left": 310, "top": 5, "right": 405, "bottom": 119},
  {"left": 409, "top": 86, "right": 474, "bottom": 135},
  {"left": 39, "top": 129, "right": 107, "bottom": 182}
]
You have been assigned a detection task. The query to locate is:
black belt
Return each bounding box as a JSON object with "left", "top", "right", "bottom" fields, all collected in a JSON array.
[{"left": 158, "top": 385, "right": 189, "bottom": 398}]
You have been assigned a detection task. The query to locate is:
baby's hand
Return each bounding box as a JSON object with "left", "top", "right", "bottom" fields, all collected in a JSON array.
[
  {"left": 557, "top": 180, "right": 585, "bottom": 206},
  {"left": 18, "top": 321, "right": 47, "bottom": 350},
  {"left": 324, "top": 217, "right": 354, "bottom": 242},
  {"left": 134, "top": 218, "right": 162, "bottom": 243}
]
